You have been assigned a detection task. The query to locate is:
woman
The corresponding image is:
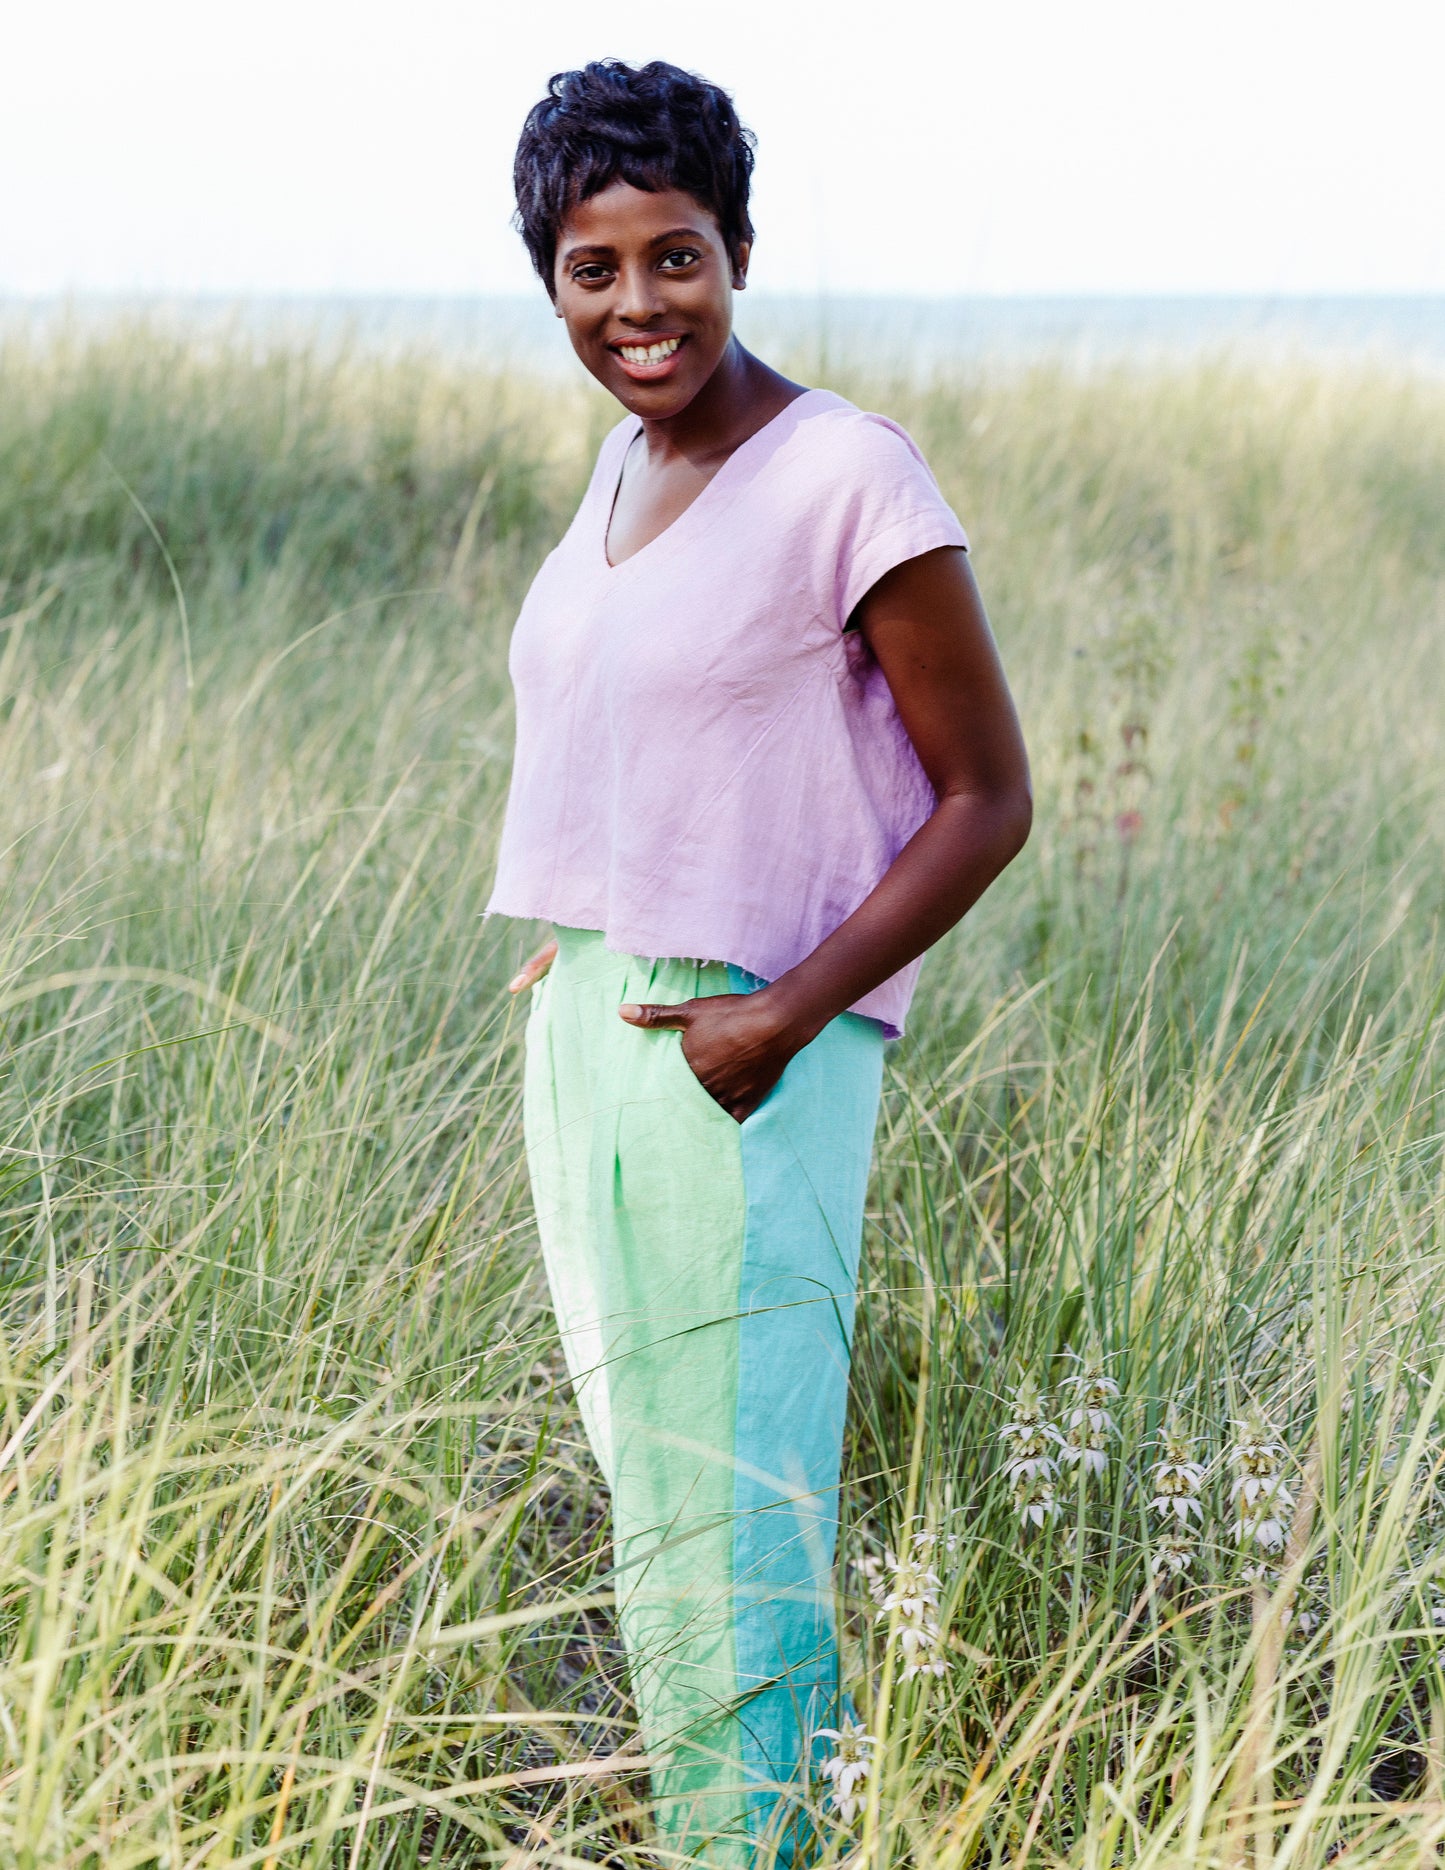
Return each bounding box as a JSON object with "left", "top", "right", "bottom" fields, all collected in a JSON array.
[{"left": 488, "top": 59, "right": 1031, "bottom": 1866}]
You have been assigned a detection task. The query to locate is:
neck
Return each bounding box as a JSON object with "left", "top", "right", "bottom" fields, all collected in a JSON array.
[{"left": 637, "top": 339, "right": 794, "bottom": 466}]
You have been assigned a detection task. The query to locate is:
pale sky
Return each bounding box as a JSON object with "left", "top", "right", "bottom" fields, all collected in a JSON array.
[{"left": 2, "top": 0, "right": 1442, "bottom": 298}]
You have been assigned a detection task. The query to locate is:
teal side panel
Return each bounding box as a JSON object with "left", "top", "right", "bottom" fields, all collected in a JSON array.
[{"left": 725, "top": 966, "right": 884, "bottom": 1860}]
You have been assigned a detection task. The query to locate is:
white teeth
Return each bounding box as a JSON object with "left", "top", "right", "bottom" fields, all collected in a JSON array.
[{"left": 619, "top": 337, "right": 681, "bottom": 365}]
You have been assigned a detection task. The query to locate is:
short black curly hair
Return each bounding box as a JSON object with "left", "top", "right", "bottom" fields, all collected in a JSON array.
[{"left": 513, "top": 60, "right": 756, "bottom": 296}]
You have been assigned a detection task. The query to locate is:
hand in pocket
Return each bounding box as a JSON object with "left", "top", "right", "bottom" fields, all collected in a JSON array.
[{"left": 617, "top": 989, "right": 804, "bottom": 1123}]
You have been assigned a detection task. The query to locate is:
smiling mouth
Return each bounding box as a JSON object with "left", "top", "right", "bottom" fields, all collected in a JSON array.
[{"left": 611, "top": 335, "right": 686, "bottom": 371}]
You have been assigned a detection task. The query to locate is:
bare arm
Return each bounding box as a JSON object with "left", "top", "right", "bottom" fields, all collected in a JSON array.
[{"left": 620, "top": 546, "right": 1032, "bottom": 1119}]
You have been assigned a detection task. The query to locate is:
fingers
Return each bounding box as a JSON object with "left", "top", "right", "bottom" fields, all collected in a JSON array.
[
  {"left": 618, "top": 1000, "right": 691, "bottom": 1029},
  {"left": 508, "top": 937, "right": 558, "bottom": 994}
]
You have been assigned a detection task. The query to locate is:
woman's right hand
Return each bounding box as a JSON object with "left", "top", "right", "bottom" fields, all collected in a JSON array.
[{"left": 508, "top": 938, "right": 557, "bottom": 994}]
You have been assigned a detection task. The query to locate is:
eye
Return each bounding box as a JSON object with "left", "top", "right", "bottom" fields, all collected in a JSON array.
[
  {"left": 570, "top": 262, "right": 612, "bottom": 285},
  {"left": 657, "top": 248, "right": 700, "bottom": 272}
]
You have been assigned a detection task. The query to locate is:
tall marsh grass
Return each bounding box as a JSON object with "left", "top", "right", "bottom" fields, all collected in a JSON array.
[{"left": 0, "top": 323, "right": 1441, "bottom": 1867}]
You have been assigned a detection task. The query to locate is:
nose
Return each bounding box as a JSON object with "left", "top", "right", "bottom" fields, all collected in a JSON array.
[{"left": 613, "top": 259, "right": 667, "bottom": 327}]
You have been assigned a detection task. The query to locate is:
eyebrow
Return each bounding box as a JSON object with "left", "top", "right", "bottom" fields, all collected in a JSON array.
[{"left": 560, "top": 227, "right": 711, "bottom": 263}]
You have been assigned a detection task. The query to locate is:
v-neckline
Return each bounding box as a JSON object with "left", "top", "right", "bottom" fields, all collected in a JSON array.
[{"left": 600, "top": 388, "right": 823, "bottom": 572}]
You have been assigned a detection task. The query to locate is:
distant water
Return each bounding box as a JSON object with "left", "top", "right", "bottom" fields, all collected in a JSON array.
[{"left": 6, "top": 294, "right": 1445, "bottom": 376}]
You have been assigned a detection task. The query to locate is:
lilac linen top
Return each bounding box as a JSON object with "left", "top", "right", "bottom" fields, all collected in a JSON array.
[{"left": 485, "top": 387, "right": 969, "bottom": 1037}]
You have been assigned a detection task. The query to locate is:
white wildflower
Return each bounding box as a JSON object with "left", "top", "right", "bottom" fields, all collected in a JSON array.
[
  {"left": 867, "top": 1528, "right": 951, "bottom": 1680},
  {"left": 1150, "top": 1418, "right": 1207, "bottom": 1526},
  {"left": 1241, "top": 1502, "right": 1293, "bottom": 1552},
  {"left": 895, "top": 1617, "right": 948, "bottom": 1680},
  {"left": 1011, "top": 1467, "right": 1061, "bottom": 1527},
  {"left": 873, "top": 1536, "right": 941, "bottom": 1623},
  {"left": 999, "top": 1376, "right": 1063, "bottom": 1487},
  {"left": 1230, "top": 1412, "right": 1294, "bottom": 1552},
  {"left": 1060, "top": 1355, "right": 1120, "bottom": 1477},
  {"left": 1062, "top": 1422, "right": 1112, "bottom": 1477},
  {"left": 1151, "top": 1530, "right": 1197, "bottom": 1578},
  {"left": 816, "top": 1717, "right": 875, "bottom": 1824}
]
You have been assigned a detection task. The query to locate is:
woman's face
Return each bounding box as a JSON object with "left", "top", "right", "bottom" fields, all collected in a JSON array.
[{"left": 552, "top": 180, "right": 748, "bottom": 418}]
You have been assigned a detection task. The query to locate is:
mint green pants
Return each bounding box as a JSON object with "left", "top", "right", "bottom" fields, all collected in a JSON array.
[{"left": 523, "top": 928, "right": 884, "bottom": 1864}]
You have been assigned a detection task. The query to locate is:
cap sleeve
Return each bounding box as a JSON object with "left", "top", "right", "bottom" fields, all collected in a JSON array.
[{"left": 827, "top": 412, "right": 969, "bottom": 626}]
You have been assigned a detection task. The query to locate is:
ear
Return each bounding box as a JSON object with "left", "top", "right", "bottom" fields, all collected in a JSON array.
[{"left": 731, "top": 238, "right": 752, "bottom": 292}]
